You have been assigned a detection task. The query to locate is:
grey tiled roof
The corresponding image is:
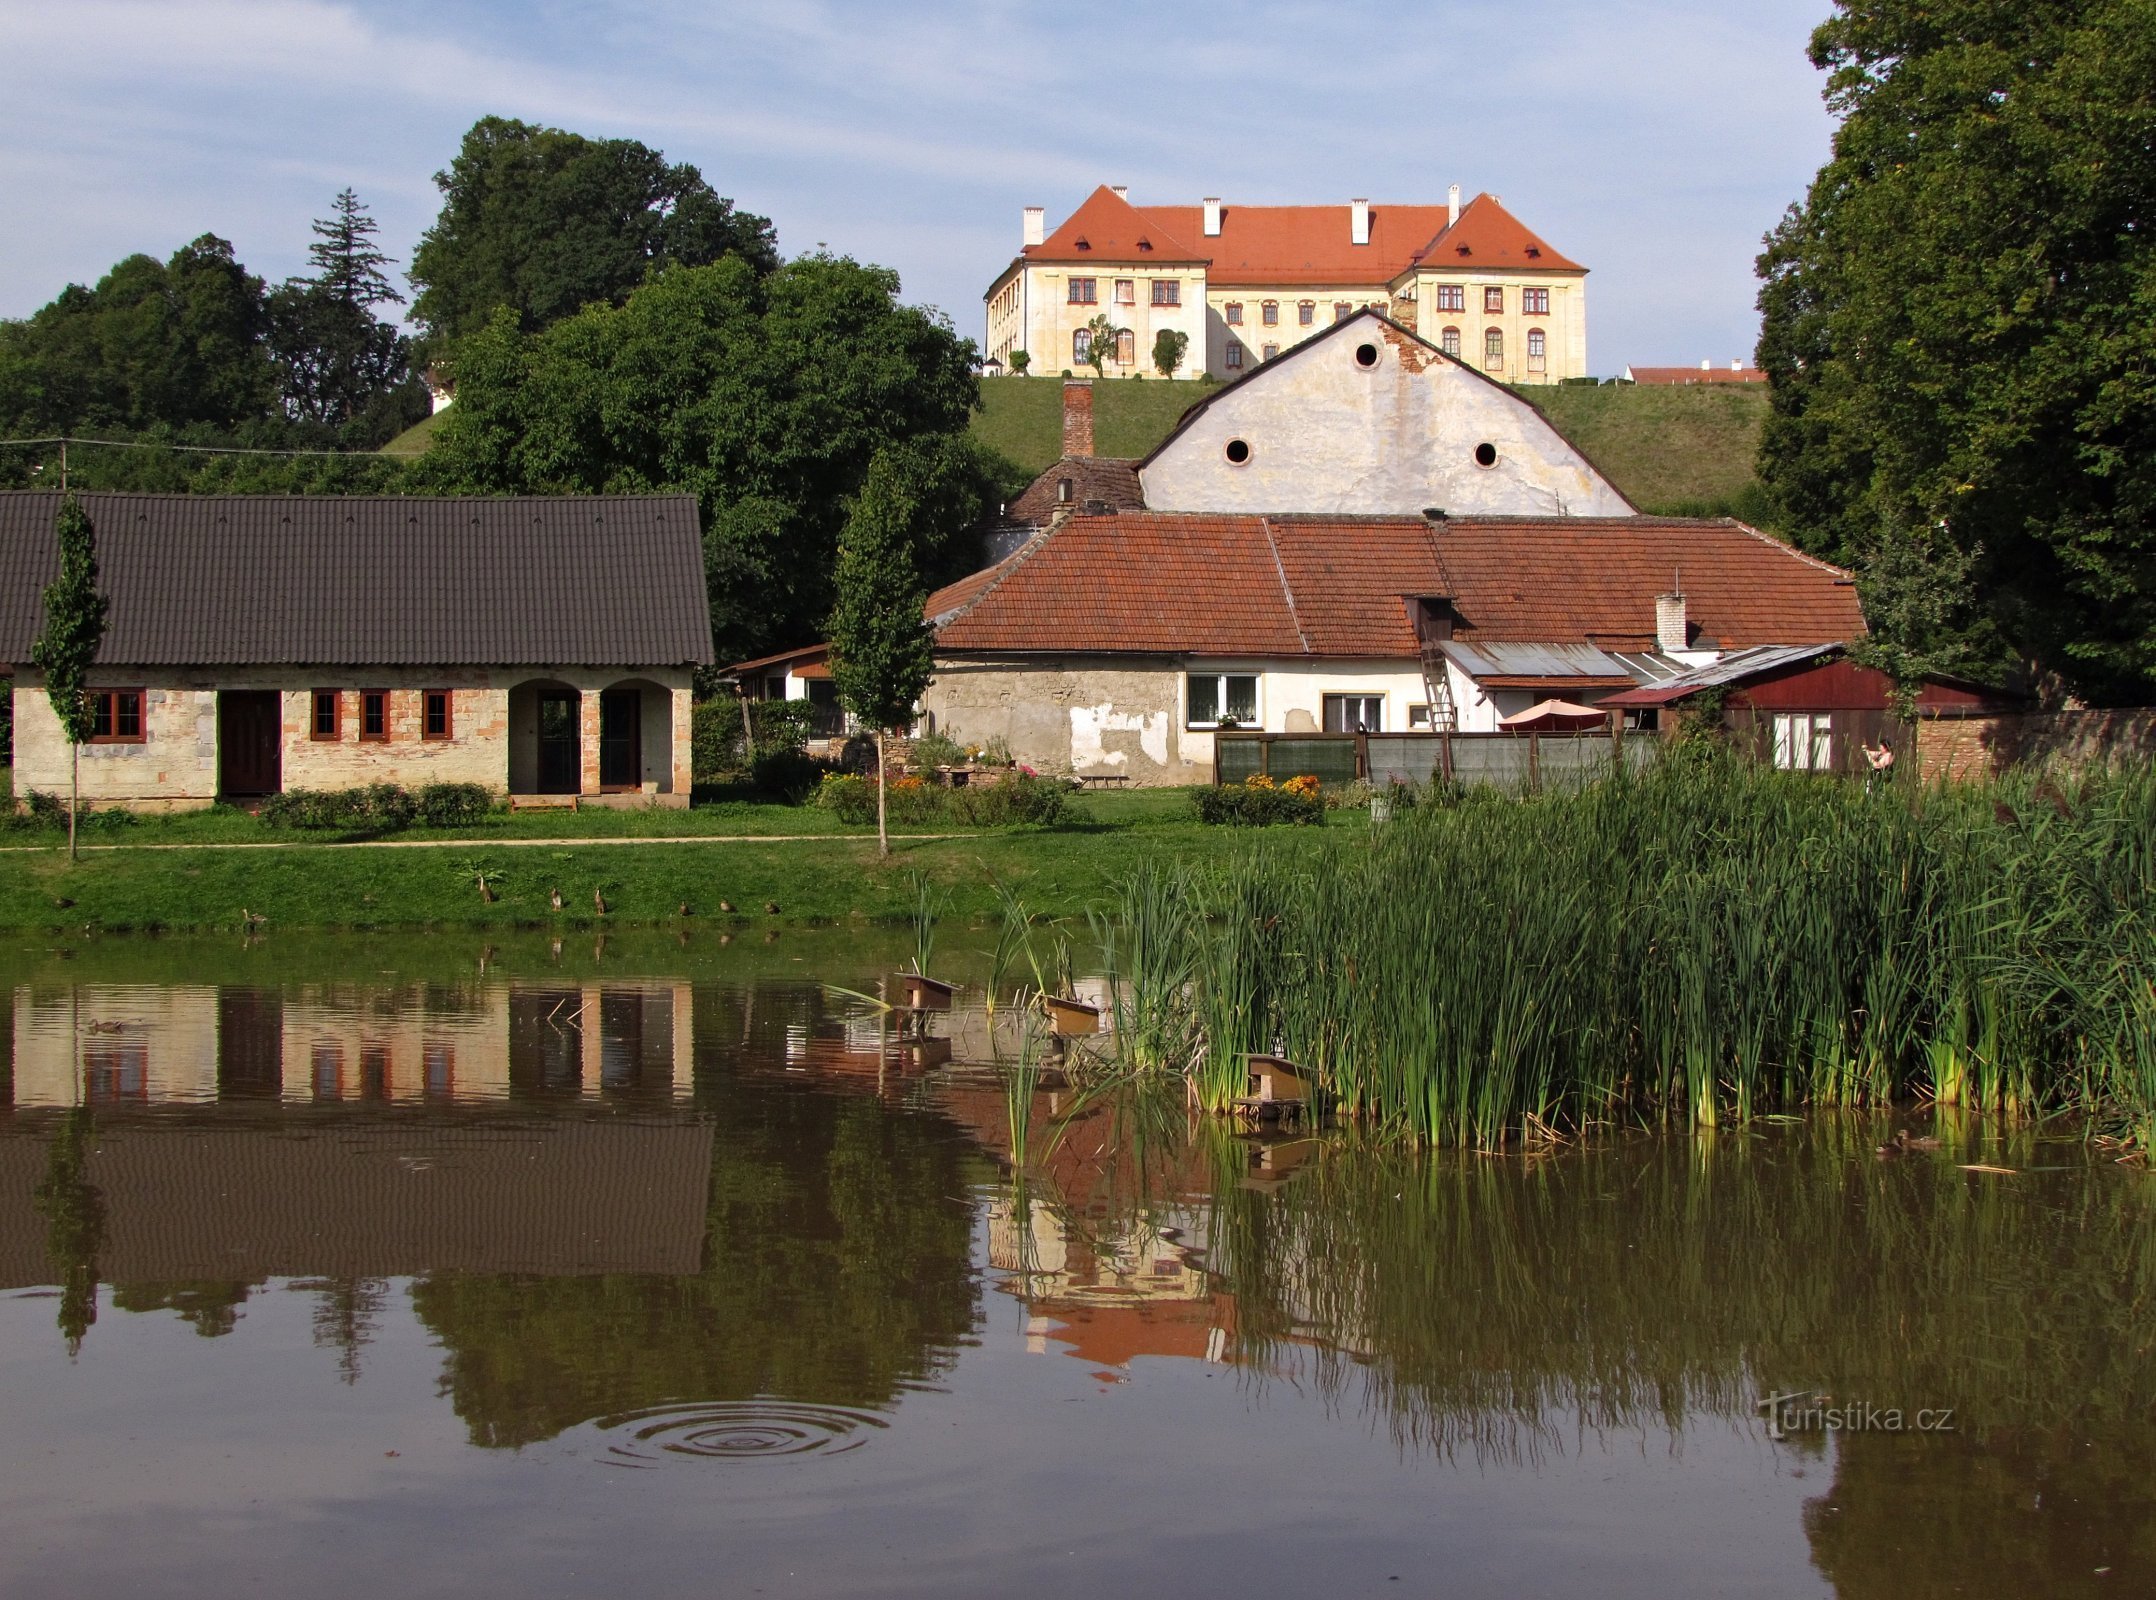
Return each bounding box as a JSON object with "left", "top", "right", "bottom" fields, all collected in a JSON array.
[{"left": 0, "top": 493, "right": 713, "bottom": 667}]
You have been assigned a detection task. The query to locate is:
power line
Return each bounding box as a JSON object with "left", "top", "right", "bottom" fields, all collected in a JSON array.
[{"left": 0, "top": 435, "right": 410, "bottom": 459}]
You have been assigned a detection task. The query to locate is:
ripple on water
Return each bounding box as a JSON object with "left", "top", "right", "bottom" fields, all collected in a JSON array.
[{"left": 589, "top": 1401, "right": 890, "bottom": 1466}]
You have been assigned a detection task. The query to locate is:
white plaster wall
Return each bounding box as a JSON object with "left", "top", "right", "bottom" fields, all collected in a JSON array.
[
  {"left": 1022, "top": 265, "right": 1209, "bottom": 376},
  {"left": 1141, "top": 317, "right": 1632, "bottom": 517}
]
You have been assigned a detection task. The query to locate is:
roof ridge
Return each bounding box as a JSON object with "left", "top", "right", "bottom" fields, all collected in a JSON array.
[
  {"left": 1720, "top": 519, "right": 1855, "bottom": 581},
  {"left": 1257, "top": 517, "right": 1312, "bottom": 656}
]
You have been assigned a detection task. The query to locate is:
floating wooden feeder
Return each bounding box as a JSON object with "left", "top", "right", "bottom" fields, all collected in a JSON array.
[
  {"left": 1238, "top": 1136, "right": 1319, "bottom": 1192},
  {"left": 1040, "top": 993, "right": 1103, "bottom": 1037},
  {"left": 894, "top": 1036, "right": 953, "bottom": 1072},
  {"left": 895, "top": 973, "right": 956, "bottom": 1012},
  {"left": 1231, "top": 1054, "right": 1319, "bottom": 1124}
]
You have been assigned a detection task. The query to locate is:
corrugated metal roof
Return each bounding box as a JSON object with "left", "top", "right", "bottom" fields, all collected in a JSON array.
[
  {"left": 1601, "top": 644, "right": 1843, "bottom": 708},
  {"left": 0, "top": 493, "right": 713, "bottom": 667},
  {"left": 1437, "top": 640, "right": 1638, "bottom": 680}
]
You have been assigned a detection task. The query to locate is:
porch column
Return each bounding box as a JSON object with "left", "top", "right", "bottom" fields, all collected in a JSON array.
[
  {"left": 579, "top": 687, "right": 602, "bottom": 796},
  {"left": 671, "top": 685, "right": 694, "bottom": 796}
]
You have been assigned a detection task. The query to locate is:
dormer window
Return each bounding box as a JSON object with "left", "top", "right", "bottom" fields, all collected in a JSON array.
[{"left": 1074, "top": 236, "right": 1091, "bottom": 250}]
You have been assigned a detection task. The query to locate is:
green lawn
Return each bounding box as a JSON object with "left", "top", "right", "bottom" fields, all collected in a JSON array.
[
  {"left": 379, "top": 411, "right": 445, "bottom": 457},
  {"left": 0, "top": 788, "right": 1354, "bottom": 934},
  {"left": 1525, "top": 383, "right": 1771, "bottom": 519},
  {"left": 971, "top": 375, "right": 1212, "bottom": 474}
]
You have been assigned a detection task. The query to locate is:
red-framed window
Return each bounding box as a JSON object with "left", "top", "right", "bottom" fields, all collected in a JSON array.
[
  {"left": 1435, "top": 284, "right": 1465, "bottom": 312},
  {"left": 1483, "top": 285, "right": 1505, "bottom": 313},
  {"left": 1224, "top": 302, "right": 1243, "bottom": 326},
  {"left": 1067, "top": 277, "right": 1097, "bottom": 304},
  {"left": 360, "top": 689, "right": 390, "bottom": 742},
  {"left": 422, "top": 689, "right": 453, "bottom": 741},
  {"left": 88, "top": 689, "right": 145, "bottom": 744},
  {"left": 1261, "top": 300, "right": 1279, "bottom": 326},
  {"left": 1524, "top": 287, "right": 1550, "bottom": 315},
  {"left": 1151, "top": 280, "right": 1180, "bottom": 306},
  {"left": 1225, "top": 342, "right": 1244, "bottom": 370},
  {"left": 310, "top": 689, "right": 341, "bottom": 741},
  {"left": 1297, "top": 301, "right": 1315, "bottom": 326}
]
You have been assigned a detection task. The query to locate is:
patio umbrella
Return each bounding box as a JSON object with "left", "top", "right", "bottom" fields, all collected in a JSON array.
[{"left": 1499, "top": 698, "right": 1610, "bottom": 733}]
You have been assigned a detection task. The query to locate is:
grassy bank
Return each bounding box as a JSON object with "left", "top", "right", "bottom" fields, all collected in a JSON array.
[
  {"left": 1097, "top": 763, "right": 2156, "bottom": 1146},
  {"left": 0, "top": 788, "right": 1339, "bottom": 934},
  {"left": 970, "top": 375, "right": 1210, "bottom": 473},
  {"left": 1524, "top": 383, "right": 1771, "bottom": 518}
]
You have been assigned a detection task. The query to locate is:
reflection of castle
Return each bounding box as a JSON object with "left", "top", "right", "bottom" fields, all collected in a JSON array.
[{"left": 7, "top": 981, "right": 695, "bottom": 1108}]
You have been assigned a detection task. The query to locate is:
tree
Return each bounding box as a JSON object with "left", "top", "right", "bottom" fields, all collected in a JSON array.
[
  {"left": 1080, "top": 313, "right": 1121, "bottom": 378},
  {"left": 827, "top": 445, "right": 941, "bottom": 857},
  {"left": 1756, "top": 1, "right": 2156, "bottom": 703},
  {"left": 266, "top": 190, "right": 427, "bottom": 442},
  {"left": 408, "top": 117, "right": 779, "bottom": 346},
  {"left": 420, "top": 254, "right": 992, "bottom": 663},
  {"left": 1152, "top": 328, "right": 1188, "bottom": 379},
  {"left": 29, "top": 495, "right": 107, "bottom": 861},
  {"left": 1008, "top": 349, "right": 1030, "bottom": 376}
]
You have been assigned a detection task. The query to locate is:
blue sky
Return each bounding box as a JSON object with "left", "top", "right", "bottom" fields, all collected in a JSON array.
[{"left": 0, "top": 0, "right": 1837, "bottom": 373}]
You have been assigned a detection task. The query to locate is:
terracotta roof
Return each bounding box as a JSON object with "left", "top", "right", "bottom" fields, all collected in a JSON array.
[
  {"left": 0, "top": 492, "right": 714, "bottom": 667},
  {"left": 926, "top": 513, "right": 1862, "bottom": 658},
  {"left": 1025, "top": 185, "right": 1206, "bottom": 265},
  {"left": 1408, "top": 194, "right": 1584, "bottom": 273},
  {"left": 1021, "top": 189, "right": 1582, "bottom": 285},
  {"left": 1004, "top": 457, "right": 1145, "bottom": 526},
  {"left": 1625, "top": 366, "right": 1768, "bottom": 386}
]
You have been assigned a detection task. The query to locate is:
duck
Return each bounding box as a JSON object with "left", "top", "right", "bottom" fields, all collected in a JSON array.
[
  {"left": 1876, "top": 1129, "right": 1943, "bottom": 1157},
  {"left": 592, "top": 888, "right": 610, "bottom": 916},
  {"left": 549, "top": 887, "right": 564, "bottom": 913},
  {"left": 719, "top": 899, "right": 737, "bottom": 914}
]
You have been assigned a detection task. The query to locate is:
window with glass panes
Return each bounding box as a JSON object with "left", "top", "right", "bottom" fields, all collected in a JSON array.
[{"left": 1187, "top": 673, "right": 1258, "bottom": 728}]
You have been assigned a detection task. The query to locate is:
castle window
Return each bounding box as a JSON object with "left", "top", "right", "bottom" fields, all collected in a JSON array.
[
  {"left": 1297, "top": 301, "right": 1315, "bottom": 326},
  {"left": 1333, "top": 301, "right": 1353, "bottom": 323},
  {"left": 1524, "top": 287, "right": 1550, "bottom": 315},
  {"left": 1483, "top": 285, "right": 1505, "bottom": 313},
  {"left": 1224, "top": 301, "right": 1243, "bottom": 326},
  {"left": 1435, "top": 284, "right": 1465, "bottom": 312},
  {"left": 1527, "top": 328, "right": 1547, "bottom": 373},
  {"left": 1068, "top": 277, "right": 1097, "bottom": 305},
  {"left": 1151, "top": 280, "right": 1180, "bottom": 306},
  {"left": 1261, "top": 301, "right": 1279, "bottom": 326},
  {"left": 1484, "top": 327, "right": 1504, "bottom": 370},
  {"left": 1115, "top": 329, "right": 1136, "bottom": 365},
  {"left": 1114, "top": 278, "right": 1135, "bottom": 304},
  {"left": 1073, "top": 328, "right": 1092, "bottom": 364},
  {"left": 1441, "top": 326, "right": 1462, "bottom": 358},
  {"left": 1261, "top": 343, "right": 1279, "bottom": 362},
  {"left": 1225, "top": 342, "right": 1244, "bottom": 370}
]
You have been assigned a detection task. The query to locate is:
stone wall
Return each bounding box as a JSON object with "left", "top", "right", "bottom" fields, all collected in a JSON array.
[
  {"left": 1917, "top": 708, "right": 2156, "bottom": 781},
  {"left": 11, "top": 665, "right": 695, "bottom": 811},
  {"left": 923, "top": 656, "right": 1200, "bottom": 784}
]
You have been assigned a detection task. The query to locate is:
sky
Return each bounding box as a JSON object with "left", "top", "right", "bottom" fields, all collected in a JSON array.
[{"left": 0, "top": 0, "right": 1839, "bottom": 374}]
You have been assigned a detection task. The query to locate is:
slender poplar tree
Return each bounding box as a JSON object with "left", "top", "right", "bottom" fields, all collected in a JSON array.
[
  {"left": 828, "top": 447, "right": 938, "bottom": 859},
  {"left": 29, "top": 494, "right": 108, "bottom": 861}
]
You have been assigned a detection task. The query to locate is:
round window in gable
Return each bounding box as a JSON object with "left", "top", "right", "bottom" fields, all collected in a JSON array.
[
  {"left": 1225, "top": 438, "right": 1253, "bottom": 465},
  {"left": 1354, "top": 342, "right": 1380, "bottom": 369},
  {"left": 1474, "top": 442, "right": 1499, "bottom": 468}
]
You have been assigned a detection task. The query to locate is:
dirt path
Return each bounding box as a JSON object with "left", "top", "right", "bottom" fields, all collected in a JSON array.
[{"left": 0, "top": 833, "right": 964, "bottom": 854}]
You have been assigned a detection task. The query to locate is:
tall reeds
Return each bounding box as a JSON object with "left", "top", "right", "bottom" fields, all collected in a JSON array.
[{"left": 1099, "top": 761, "right": 2156, "bottom": 1146}]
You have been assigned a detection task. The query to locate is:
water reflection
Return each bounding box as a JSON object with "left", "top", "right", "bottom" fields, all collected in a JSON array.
[{"left": 0, "top": 965, "right": 2150, "bottom": 1595}]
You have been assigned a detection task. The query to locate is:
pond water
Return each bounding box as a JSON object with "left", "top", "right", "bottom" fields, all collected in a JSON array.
[{"left": 0, "top": 933, "right": 2149, "bottom": 1598}]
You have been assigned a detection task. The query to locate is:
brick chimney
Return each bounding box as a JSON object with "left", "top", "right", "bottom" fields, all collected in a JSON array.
[
  {"left": 1202, "top": 197, "right": 1222, "bottom": 237},
  {"left": 1656, "top": 588, "right": 1689, "bottom": 653},
  {"left": 1023, "top": 206, "right": 1045, "bottom": 247},
  {"left": 1062, "top": 379, "right": 1095, "bottom": 458},
  {"left": 1350, "top": 198, "right": 1371, "bottom": 245}
]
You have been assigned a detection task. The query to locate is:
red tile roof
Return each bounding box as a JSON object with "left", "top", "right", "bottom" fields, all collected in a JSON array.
[
  {"left": 927, "top": 513, "right": 1861, "bottom": 658},
  {"left": 1021, "top": 189, "right": 1583, "bottom": 285},
  {"left": 1004, "top": 456, "right": 1145, "bottom": 527}
]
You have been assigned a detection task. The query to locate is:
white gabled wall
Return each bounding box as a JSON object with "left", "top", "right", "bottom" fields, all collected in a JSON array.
[{"left": 1140, "top": 316, "right": 1631, "bottom": 517}]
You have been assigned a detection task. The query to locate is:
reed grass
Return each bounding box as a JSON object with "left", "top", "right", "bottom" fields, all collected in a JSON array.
[{"left": 1099, "top": 761, "right": 2156, "bottom": 1146}]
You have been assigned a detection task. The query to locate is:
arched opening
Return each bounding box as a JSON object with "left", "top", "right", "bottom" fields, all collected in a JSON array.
[
  {"left": 599, "top": 677, "right": 676, "bottom": 794},
  {"left": 508, "top": 680, "right": 582, "bottom": 795}
]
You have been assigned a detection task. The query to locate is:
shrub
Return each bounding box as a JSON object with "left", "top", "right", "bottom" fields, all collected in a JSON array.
[
  {"left": 416, "top": 782, "right": 494, "bottom": 827},
  {"left": 260, "top": 784, "right": 429, "bottom": 831},
  {"left": 751, "top": 747, "right": 825, "bottom": 801},
  {"left": 8, "top": 791, "right": 137, "bottom": 832},
  {"left": 947, "top": 773, "right": 1072, "bottom": 826},
  {"left": 1192, "top": 773, "right": 1325, "bottom": 827},
  {"left": 693, "top": 696, "right": 821, "bottom": 783},
  {"left": 908, "top": 729, "right": 970, "bottom": 773}
]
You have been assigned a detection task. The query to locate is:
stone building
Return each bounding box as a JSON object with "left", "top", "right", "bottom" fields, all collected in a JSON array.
[
  {"left": 0, "top": 492, "right": 711, "bottom": 810},
  {"left": 918, "top": 510, "right": 1865, "bottom": 784},
  {"left": 984, "top": 183, "right": 1589, "bottom": 383}
]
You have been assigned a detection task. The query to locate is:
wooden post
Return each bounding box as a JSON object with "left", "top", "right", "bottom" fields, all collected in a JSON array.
[
  {"left": 1609, "top": 708, "right": 1624, "bottom": 775},
  {"left": 1528, "top": 730, "right": 1541, "bottom": 794}
]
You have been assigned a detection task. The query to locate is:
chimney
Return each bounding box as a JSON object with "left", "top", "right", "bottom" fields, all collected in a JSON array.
[
  {"left": 1447, "top": 184, "right": 1461, "bottom": 226},
  {"left": 1202, "top": 197, "right": 1222, "bottom": 237},
  {"left": 1731, "top": 359, "right": 1743, "bottom": 372},
  {"left": 1062, "top": 379, "right": 1095, "bottom": 459},
  {"left": 1023, "top": 206, "right": 1045, "bottom": 247},
  {"left": 1110, "top": 184, "right": 1129, "bottom": 201},
  {"left": 1350, "top": 198, "right": 1371, "bottom": 246},
  {"left": 1701, "top": 358, "right": 1712, "bottom": 371},
  {"left": 1656, "top": 589, "right": 1689, "bottom": 654}
]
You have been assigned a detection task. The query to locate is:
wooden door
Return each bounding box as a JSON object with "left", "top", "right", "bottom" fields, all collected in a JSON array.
[
  {"left": 218, "top": 691, "right": 282, "bottom": 796},
  {"left": 599, "top": 688, "right": 641, "bottom": 790}
]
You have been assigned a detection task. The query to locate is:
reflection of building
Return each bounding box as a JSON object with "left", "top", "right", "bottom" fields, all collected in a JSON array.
[{"left": 8, "top": 982, "right": 695, "bottom": 1108}]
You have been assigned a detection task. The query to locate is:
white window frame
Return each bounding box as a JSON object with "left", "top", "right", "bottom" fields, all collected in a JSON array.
[
  {"left": 1773, "top": 713, "right": 1834, "bottom": 772},
  {"left": 1187, "top": 672, "right": 1259, "bottom": 730},
  {"left": 1114, "top": 278, "right": 1136, "bottom": 305},
  {"left": 1322, "top": 693, "right": 1384, "bottom": 733}
]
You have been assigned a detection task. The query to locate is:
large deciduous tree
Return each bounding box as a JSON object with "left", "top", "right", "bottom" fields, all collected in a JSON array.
[
  {"left": 29, "top": 494, "right": 109, "bottom": 862},
  {"left": 828, "top": 444, "right": 945, "bottom": 858},
  {"left": 408, "top": 117, "right": 779, "bottom": 346},
  {"left": 1756, "top": 0, "right": 2156, "bottom": 703},
  {"left": 419, "top": 254, "right": 995, "bottom": 663}
]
